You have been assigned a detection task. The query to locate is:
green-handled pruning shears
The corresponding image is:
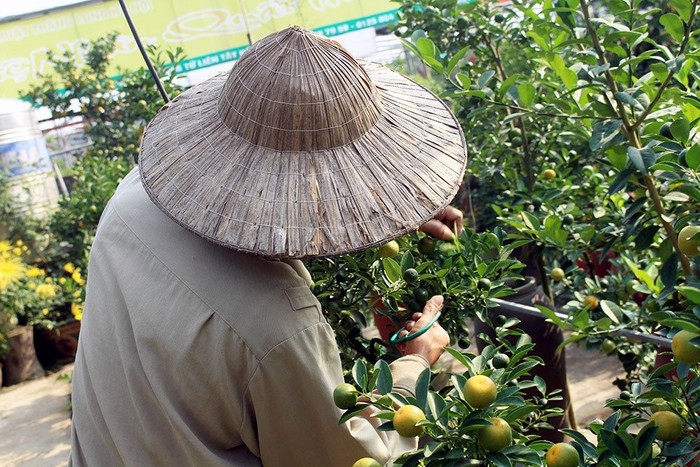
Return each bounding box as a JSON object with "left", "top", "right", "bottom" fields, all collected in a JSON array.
[{"left": 389, "top": 310, "right": 442, "bottom": 345}]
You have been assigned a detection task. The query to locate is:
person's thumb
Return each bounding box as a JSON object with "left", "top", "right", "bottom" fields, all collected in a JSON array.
[{"left": 423, "top": 295, "right": 444, "bottom": 315}]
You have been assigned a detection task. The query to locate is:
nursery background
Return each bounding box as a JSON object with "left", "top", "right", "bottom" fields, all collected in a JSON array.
[{"left": 1, "top": 0, "right": 699, "bottom": 466}]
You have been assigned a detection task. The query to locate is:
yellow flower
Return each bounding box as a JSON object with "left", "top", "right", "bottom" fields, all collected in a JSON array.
[
  {"left": 71, "top": 270, "right": 85, "bottom": 285},
  {"left": 44, "top": 277, "right": 52, "bottom": 283},
  {"left": 26, "top": 267, "right": 45, "bottom": 277},
  {"left": 15, "top": 240, "right": 22, "bottom": 247},
  {"left": 64, "top": 262, "right": 75, "bottom": 273},
  {"left": 1, "top": 252, "right": 10, "bottom": 259},
  {"left": 12, "top": 247, "right": 22, "bottom": 256},
  {"left": 21, "top": 245, "right": 28, "bottom": 252},
  {"left": 59, "top": 277, "right": 66, "bottom": 285},
  {"left": 73, "top": 290, "right": 81, "bottom": 298},
  {"left": 42, "top": 308, "right": 50, "bottom": 315},
  {"left": 0, "top": 241, "right": 11, "bottom": 252},
  {"left": 0, "top": 256, "right": 25, "bottom": 290},
  {"left": 36, "top": 283, "right": 57, "bottom": 298},
  {"left": 28, "top": 282, "right": 36, "bottom": 289},
  {"left": 71, "top": 303, "right": 83, "bottom": 321}
]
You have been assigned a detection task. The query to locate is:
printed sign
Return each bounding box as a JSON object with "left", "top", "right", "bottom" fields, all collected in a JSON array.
[{"left": 0, "top": 0, "right": 398, "bottom": 98}]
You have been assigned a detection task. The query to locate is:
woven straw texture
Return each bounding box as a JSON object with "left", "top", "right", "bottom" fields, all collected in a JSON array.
[{"left": 139, "top": 26, "right": 467, "bottom": 258}]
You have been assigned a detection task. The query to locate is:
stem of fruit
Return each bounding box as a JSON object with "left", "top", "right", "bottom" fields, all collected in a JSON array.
[
  {"left": 487, "top": 38, "right": 551, "bottom": 298},
  {"left": 487, "top": 40, "right": 536, "bottom": 193},
  {"left": 643, "top": 174, "right": 692, "bottom": 277},
  {"left": 579, "top": 0, "right": 693, "bottom": 280}
]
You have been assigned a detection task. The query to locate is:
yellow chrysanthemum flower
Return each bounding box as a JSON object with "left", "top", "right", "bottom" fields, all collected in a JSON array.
[
  {"left": 42, "top": 308, "right": 50, "bottom": 315},
  {"left": 36, "top": 283, "right": 57, "bottom": 299},
  {"left": 44, "top": 277, "right": 52, "bottom": 283},
  {"left": 12, "top": 247, "right": 22, "bottom": 256},
  {"left": 58, "top": 277, "right": 66, "bottom": 285},
  {"left": 0, "top": 257, "right": 25, "bottom": 290},
  {"left": 26, "top": 267, "right": 45, "bottom": 277},
  {"left": 0, "top": 241, "right": 11, "bottom": 252},
  {"left": 72, "top": 303, "right": 83, "bottom": 321},
  {"left": 73, "top": 290, "right": 81, "bottom": 298},
  {"left": 15, "top": 240, "right": 22, "bottom": 247},
  {"left": 64, "top": 262, "right": 75, "bottom": 274},
  {"left": 21, "top": 245, "right": 28, "bottom": 252},
  {"left": 28, "top": 282, "right": 36, "bottom": 289},
  {"left": 71, "top": 270, "right": 82, "bottom": 282}
]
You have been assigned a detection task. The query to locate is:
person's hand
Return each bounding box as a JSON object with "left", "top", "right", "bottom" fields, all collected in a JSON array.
[
  {"left": 396, "top": 296, "right": 450, "bottom": 366},
  {"left": 419, "top": 206, "right": 463, "bottom": 241}
]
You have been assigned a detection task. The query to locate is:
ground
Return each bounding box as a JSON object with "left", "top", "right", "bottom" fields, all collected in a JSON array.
[{"left": 0, "top": 341, "right": 623, "bottom": 466}]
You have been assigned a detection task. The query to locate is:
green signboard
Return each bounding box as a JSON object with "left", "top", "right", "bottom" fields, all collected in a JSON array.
[{"left": 0, "top": 0, "right": 399, "bottom": 98}]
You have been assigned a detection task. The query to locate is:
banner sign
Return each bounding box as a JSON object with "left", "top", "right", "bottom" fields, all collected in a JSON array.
[{"left": 0, "top": 0, "right": 399, "bottom": 98}]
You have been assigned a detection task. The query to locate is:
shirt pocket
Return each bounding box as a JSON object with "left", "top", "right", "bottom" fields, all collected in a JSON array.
[{"left": 285, "top": 285, "right": 322, "bottom": 317}]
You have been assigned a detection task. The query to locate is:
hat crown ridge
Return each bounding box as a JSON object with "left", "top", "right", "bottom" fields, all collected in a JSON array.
[{"left": 216, "top": 26, "right": 383, "bottom": 152}]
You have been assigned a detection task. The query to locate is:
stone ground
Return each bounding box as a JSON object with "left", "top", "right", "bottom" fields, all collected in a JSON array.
[{"left": 0, "top": 339, "right": 624, "bottom": 466}]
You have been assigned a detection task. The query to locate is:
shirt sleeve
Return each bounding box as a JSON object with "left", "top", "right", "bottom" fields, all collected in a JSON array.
[{"left": 240, "top": 321, "right": 429, "bottom": 467}]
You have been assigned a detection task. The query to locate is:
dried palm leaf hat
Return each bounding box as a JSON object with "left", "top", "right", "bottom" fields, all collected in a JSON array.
[{"left": 139, "top": 26, "right": 467, "bottom": 258}]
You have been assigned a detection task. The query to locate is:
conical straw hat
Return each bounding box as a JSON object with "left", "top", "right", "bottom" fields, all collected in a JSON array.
[{"left": 139, "top": 26, "right": 467, "bottom": 258}]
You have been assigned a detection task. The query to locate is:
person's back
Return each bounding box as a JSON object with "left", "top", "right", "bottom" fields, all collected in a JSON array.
[
  {"left": 70, "top": 169, "right": 349, "bottom": 465},
  {"left": 70, "top": 25, "right": 467, "bottom": 466}
]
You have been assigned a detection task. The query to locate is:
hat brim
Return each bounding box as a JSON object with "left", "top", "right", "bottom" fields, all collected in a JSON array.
[{"left": 139, "top": 61, "right": 467, "bottom": 258}]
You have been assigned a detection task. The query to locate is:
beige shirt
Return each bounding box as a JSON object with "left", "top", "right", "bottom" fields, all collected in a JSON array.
[{"left": 69, "top": 168, "right": 428, "bottom": 466}]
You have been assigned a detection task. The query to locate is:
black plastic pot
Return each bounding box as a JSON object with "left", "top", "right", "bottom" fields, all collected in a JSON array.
[{"left": 474, "top": 276, "right": 572, "bottom": 442}]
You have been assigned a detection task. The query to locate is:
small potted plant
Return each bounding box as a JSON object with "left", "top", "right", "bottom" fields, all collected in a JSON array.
[{"left": 0, "top": 240, "right": 64, "bottom": 385}]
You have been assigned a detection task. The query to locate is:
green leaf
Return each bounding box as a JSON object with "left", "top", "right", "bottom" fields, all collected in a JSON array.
[
  {"left": 627, "top": 147, "right": 657, "bottom": 174},
  {"left": 600, "top": 300, "right": 622, "bottom": 324},
  {"left": 455, "top": 73, "right": 471, "bottom": 90},
  {"left": 498, "top": 74, "right": 521, "bottom": 101},
  {"left": 650, "top": 62, "right": 669, "bottom": 82},
  {"left": 670, "top": 0, "right": 692, "bottom": 22},
  {"left": 659, "top": 13, "right": 685, "bottom": 42},
  {"left": 614, "top": 92, "right": 643, "bottom": 110},
  {"left": 677, "top": 286, "right": 700, "bottom": 305},
  {"left": 446, "top": 46, "right": 471, "bottom": 76},
  {"left": 338, "top": 403, "right": 372, "bottom": 425},
  {"left": 400, "top": 251, "right": 414, "bottom": 273},
  {"left": 535, "top": 304, "right": 564, "bottom": 326},
  {"left": 609, "top": 168, "right": 634, "bottom": 195},
  {"left": 670, "top": 118, "right": 690, "bottom": 143},
  {"left": 415, "top": 368, "right": 431, "bottom": 412},
  {"left": 685, "top": 144, "right": 700, "bottom": 169},
  {"left": 660, "top": 253, "right": 678, "bottom": 289},
  {"left": 422, "top": 56, "right": 443, "bottom": 74},
  {"left": 635, "top": 225, "right": 659, "bottom": 251},
  {"left": 590, "top": 119, "right": 623, "bottom": 151},
  {"left": 416, "top": 37, "right": 437, "bottom": 59},
  {"left": 398, "top": 38, "right": 421, "bottom": 60},
  {"left": 375, "top": 360, "right": 393, "bottom": 395},
  {"left": 382, "top": 258, "right": 402, "bottom": 283},
  {"left": 353, "top": 359, "right": 368, "bottom": 391},
  {"left": 478, "top": 70, "right": 496, "bottom": 89},
  {"left": 547, "top": 53, "right": 578, "bottom": 90},
  {"left": 518, "top": 83, "right": 536, "bottom": 107}
]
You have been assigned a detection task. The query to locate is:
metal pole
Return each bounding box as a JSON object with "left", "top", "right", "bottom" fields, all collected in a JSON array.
[
  {"left": 118, "top": 0, "right": 170, "bottom": 104},
  {"left": 491, "top": 298, "right": 673, "bottom": 348},
  {"left": 238, "top": 0, "right": 253, "bottom": 46}
]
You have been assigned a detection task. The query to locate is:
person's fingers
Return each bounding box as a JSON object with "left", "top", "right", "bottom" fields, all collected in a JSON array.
[
  {"left": 443, "top": 206, "right": 464, "bottom": 235},
  {"left": 422, "top": 295, "right": 444, "bottom": 316},
  {"left": 411, "top": 312, "right": 423, "bottom": 321},
  {"left": 419, "top": 219, "right": 453, "bottom": 241},
  {"left": 404, "top": 321, "right": 415, "bottom": 332}
]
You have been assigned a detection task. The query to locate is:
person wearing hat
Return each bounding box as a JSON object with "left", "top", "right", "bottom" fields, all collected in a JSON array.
[{"left": 69, "top": 26, "right": 468, "bottom": 466}]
